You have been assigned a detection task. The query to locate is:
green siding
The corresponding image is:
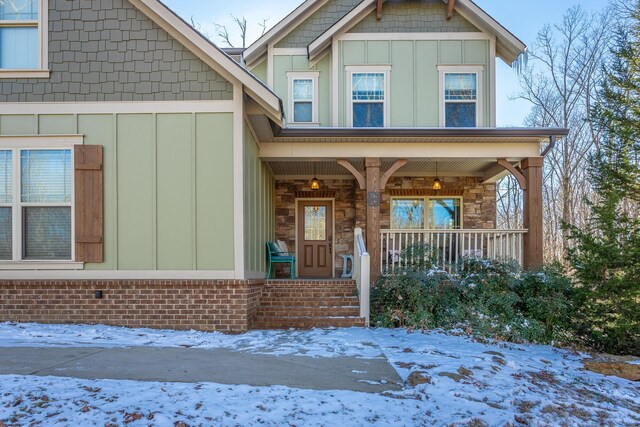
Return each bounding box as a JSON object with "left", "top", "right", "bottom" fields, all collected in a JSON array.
[
  {"left": 250, "top": 60, "right": 267, "bottom": 83},
  {"left": 244, "top": 123, "right": 275, "bottom": 275},
  {"left": 0, "top": 112, "right": 235, "bottom": 272},
  {"left": 0, "top": 115, "right": 36, "bottom": 135},
  {"left": 156, "top": 114, "right": 193, "bottom": 270},
  {"left": 38, "top": 115, "right": 76, "bottom": 134},
  {"left": 77, "top": 115, "right": 116, "bottom": 270},
  {"left": 390, "top": 41, "right": 414, "bottom": 127},
  {"left": 117, "top": 114, "right": 155, "bottom": 270},
  {"left": 196, "top": 113, "right": 234, "bottom": 270},
  {"left": 415, "top": 41, "right": 440, "bottom": 126},
  {"left": 338, "top": 38, "right": 491, "bottom": 127},
  {"left": 272, "top": 54, "right": 331, "bottom": 126}
]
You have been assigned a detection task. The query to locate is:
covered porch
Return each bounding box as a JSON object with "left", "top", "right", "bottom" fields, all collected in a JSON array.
[{"left": 255, "top": 126, "right": 567, "bottom": 280}]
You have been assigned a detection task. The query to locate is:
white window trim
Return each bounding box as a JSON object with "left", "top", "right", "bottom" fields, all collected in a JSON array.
[
  {"left": 0, "top": 135, "right": 83, "bottom": 268},
  {"left": 287, "top": 71, "right": 320, "bottom": 126},
  {"left": 0, "top": 0, "right": 50, "bottom": 78},
  {"left": 391, "top": 196, "right": 464, "bottom": 229},
  {"left": 438, "top": 65, "right": 484, "bottom": 128},
  {"left": 345, "top": 65, "right": 391, "bottom": 128}
]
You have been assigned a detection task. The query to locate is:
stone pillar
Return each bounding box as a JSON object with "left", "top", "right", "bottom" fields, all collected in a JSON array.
[
  {"left": 365, "top": 158, "right": 381, "bottom": 280},
  {"left": 522, "top": 157, "right": 544, "bottom": 270}
]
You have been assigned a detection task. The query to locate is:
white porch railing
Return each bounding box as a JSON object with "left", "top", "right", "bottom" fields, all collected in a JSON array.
[
  {"left": 380, "top": 229, "right": 527, "bottom": 273},
  {"left": 353, "top": 227, "right": 370, "bottom": 326}
]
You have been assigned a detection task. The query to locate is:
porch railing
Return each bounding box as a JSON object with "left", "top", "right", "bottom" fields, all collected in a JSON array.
[
  {"left": 380, "top": 229, "right": 527, "bottom": 273},
  {"left": 353, "top": 227, "right": 370, "bottom": 326}
]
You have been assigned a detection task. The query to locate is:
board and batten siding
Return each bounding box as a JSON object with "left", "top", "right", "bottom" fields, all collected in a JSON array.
[
  {"left": 272, "top": 54, "right": 332, "bottom": 127},
  {"left": 337, "top": 38, "right": 491, "bottom": 127},
  {"left": 243, "top": 123, "right": 275, "bottom": 277},
  {"left": 0, "top": 112, "right": 235, "bottom": 272}
]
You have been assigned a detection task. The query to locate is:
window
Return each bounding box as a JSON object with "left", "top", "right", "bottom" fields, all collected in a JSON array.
[
  {"left": 438, "top": 66, "right": 483, "bottom": 127},
  {"left": 391, "top": 197, "right": 462, "bottom": 230},
  {"left": 0, "top": 0, "right": 48, "bottom": 75},
  {"left": 0, "top": 147, "right": 73, "bottom": 261},
  {"left": 287, "top": 72, "right": 319, "bottom": 125},
  {"left": 347, "top": 66, "right": 390, "bottom": 127}
]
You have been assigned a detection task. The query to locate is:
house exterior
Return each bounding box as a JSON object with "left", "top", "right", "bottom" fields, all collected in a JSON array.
[{"left": 0, "top": 0, "right": 567, "bottom": 332}]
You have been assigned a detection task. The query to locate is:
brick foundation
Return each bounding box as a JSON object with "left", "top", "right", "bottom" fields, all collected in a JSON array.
[{"left": 0, "top": 280, "right": 264, "bottom": 333}]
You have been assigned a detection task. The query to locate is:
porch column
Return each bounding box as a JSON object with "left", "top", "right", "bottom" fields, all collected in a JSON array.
[
  {"left": 365, "top": 158, "right": 381, "bottom": 280},
  {"left": 522, "top": 157, "right": 544, "bottom": 270}
]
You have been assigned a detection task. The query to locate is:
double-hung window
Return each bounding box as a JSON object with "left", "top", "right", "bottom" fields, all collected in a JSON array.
[
  {"left": 347, "top": 66, "right": 390, "bottom": 128},
  {"left": 0, "top": 0, "right": 48, "bottom": 76},
  {"left": 438, "top": 66, "right": 483, "bottom": 127},
  {"left": 0, "top": 146, "right": 74, "bottom": 262},
  {"left": 287, "top": 72, "right": 319, "bottom": 125},
  {"left": 391, "top": 197, "right": 462, "bottom": 230}
]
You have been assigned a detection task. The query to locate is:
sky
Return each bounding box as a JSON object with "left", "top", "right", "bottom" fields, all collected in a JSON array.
[{"left": 163, "top": 0, "right": 610, "bottom": 127}]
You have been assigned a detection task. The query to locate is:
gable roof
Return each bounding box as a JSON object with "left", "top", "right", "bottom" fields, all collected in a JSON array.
[
  {"left": 243, "top": 0, "right": 330, "bottom": 67},
  {"left": 127, "top": 0, "right": 283, "bottom": 124},
  {"left": 245, "top": 0, "right": 527, "bottom": 67}
]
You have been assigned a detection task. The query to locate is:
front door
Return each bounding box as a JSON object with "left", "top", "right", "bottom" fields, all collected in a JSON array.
[{"left": 297, "top": 200, "right": 333, "bottom": 278}]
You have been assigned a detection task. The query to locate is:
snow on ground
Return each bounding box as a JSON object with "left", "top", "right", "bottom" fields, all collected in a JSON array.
[{"left": 1, "top": 322, "right": 639, "bottom": 426}]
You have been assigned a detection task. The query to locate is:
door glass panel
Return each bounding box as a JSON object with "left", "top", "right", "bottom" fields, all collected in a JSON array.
[
  {"left": 428, "top": 198, "right": 461, "bottom": 229},
  {"left": 304, "top": 206, "right": 326, "bottom": 241}
]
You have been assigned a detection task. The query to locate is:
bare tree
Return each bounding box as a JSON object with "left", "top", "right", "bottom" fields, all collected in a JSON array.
[
  {"left": 504, "top": 5, "right": 612, "bottom": 263},
  {"left": 191, "top": 15, "right": 269, "bottom": 49}
]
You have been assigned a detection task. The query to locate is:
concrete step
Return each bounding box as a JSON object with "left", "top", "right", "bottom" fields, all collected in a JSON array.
[
  {"left": 252, "top": 316, "right": 366, "bottom": 329},
  {"left": 256, "top": 306, "right": 360, "bottom": 318},
  {"left": 258, "top": 297, "right": 360, "bottom": 307}
]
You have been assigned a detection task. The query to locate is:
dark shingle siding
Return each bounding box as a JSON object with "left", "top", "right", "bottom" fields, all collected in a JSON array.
[{"left": 0, "top": 0, "right": 233, "bottom": 102}]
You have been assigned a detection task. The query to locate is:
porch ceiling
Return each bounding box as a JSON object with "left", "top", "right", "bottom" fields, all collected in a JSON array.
[{"left": 268, "top": 159, "right": 505, "bottom": 179}]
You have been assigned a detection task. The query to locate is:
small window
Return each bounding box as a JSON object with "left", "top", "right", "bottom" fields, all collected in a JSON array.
[
  {"left": 287, "top": 72, "right": 319, "bottom": 125},
  {"left": 1, "top": 147, "right": 74, "bottom": 261},
  {"left": 292, "top": 79, "right": 313, "bottom": 123},
  {"left": 0, "top": 0, "right": 41, "bottom": 69},
  {"left": 444, "top": 73, "right": 477, "bottom": 127},
  {"left": 352, "top": 72, "right": 385, "bottom": 127},
  {"left": 391, "top": 197, "right": 462, "bottom": 230}
]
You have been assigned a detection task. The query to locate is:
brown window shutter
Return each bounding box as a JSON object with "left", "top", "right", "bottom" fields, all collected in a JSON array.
[{"left": 74, "top": 145, "right": 104, "bottom": 263}]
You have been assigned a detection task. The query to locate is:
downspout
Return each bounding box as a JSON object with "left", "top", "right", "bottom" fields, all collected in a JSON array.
[{"left": 541, "top": 135, "right": 556, "bottom": 157}]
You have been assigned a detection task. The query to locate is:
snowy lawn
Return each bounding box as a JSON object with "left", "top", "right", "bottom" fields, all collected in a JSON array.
[{"left": 0, "top": 322, "right": 639, "bottom": 426}]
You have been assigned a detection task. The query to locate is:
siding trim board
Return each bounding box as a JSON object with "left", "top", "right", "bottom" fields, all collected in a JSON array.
[
  {"left": 0, "top": 101, "right": 236, "bottom": 115},
  {"left": 0, "top": 270, "right": 236, "bottom": 280}
]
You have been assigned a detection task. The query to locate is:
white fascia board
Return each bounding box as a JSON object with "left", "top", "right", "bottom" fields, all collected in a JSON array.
[
  {"left": 244, "top": 0, "right": 329, "bottom": 66},
  {"left": 308, "top": 0, "right": 378, "bottom": 61},
  {"left": 449, "top": 0, "right": 526, "bottom": 65},
  {"left": 128, "top": 0, "right": 283, "bottom": 124}
]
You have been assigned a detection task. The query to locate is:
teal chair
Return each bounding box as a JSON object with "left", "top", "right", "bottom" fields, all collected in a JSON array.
[{"left": 267, "top": 241, "right": 295, "bottom": 279}]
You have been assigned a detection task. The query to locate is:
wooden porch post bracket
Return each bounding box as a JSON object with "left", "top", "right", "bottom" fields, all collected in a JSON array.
[
  {"left": 497, "top": 159, "right": 527, "bottom": 190},
  {"left": 376, "top": 0, "right": 383, "bottom": 20},
  {"left": 337, "top": 159, "right": 366, "bottom": 190},
  {"left": 379, "top": 159, "right": 408, "bottom": 190}
]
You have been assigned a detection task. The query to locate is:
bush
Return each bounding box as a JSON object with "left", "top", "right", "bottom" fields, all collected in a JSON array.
[{"left": 371, "top": 245, "right": 574, "bottom": 345}]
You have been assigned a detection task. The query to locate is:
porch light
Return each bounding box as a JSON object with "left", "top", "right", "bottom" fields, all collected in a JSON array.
[
  {"left": 310, "top": 177, "right": 320, "bottom": 190},
  {"left": 433, "top": 162, "right": 442, "bottom": 191}
]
